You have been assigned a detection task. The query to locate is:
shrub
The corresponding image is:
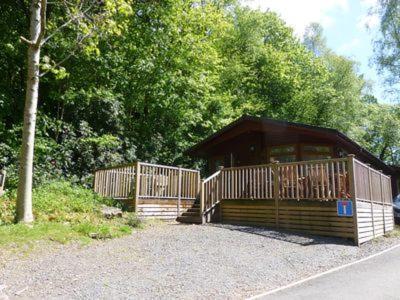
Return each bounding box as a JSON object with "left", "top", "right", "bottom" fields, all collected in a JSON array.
[{"left": 125, "top": 213, "right": 144, "bottom": 228}]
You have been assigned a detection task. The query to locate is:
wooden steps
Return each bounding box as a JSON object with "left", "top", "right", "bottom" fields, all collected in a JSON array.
[{"left": 176, "top": 200, "right": 202, "bottom": 224}]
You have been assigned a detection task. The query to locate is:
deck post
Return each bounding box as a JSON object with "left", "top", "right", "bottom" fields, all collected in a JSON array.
[
  {"left": 347, "top": 154, "right": 359, "bottom": 246},
  {"left": 134, "top": 161, "right": 141, "bottom": 213},
  {"left": 200, "top": 179, "right": 205, "bottom": 224},
  {"left": 218, "top": 166, "right": 224, "bottom": 223},
  {"left": 272, "top": 161, "right": 280, "bottom": 228},
  {"left": 177, "top": 167, "right": 182, "bottom": 218}
]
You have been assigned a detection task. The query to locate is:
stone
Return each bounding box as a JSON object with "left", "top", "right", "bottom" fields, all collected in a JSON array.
[{"left": 101, "top": 206, "right": 123, "bottom": 219}]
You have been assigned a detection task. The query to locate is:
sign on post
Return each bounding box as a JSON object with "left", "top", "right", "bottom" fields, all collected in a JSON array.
[{"left": 337, "top": 200, "right": 353, "bottom": 217}]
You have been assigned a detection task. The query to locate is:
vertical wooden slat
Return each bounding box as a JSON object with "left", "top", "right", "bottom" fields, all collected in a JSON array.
[
  {"left": 273, "top": 162, "right": 279, "bottom": 228},
  {"left": 347, "top": 155, "right": 359, "bottom": 245},
  {"left": 367, "top": 165, "right": 375, "bottom": 237},
  {"left": 177, "top": 167, "right": 182, "bottom": 217},
  {"left": 134, "top": 161, "right": 141, "bottom": 212}
]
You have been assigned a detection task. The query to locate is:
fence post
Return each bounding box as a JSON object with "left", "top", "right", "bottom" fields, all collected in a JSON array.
[
  {"left": 367, "top": 165, "right": 375, "bottom": 238},
  {"left": 272, "top": 161, "right": 280, "bottom": 228},
  {"left": 379, "top": 172, "right": 386, "bottom": 233},
  {"left": 388, "top": 175, "right": 394, "bottom": 231},
  {"left": 347, "top": 154, "right": 359, "bottom": 246},
  {"left": 177, "top": 167, "right": 182, "bottom": 218},
  {"left": 218, "top": 167, "right": 224, "bottom": 223},
  {"left": 200, "top": 179, "right": 205, "bottom": 224},
  {"left": 134, "top": 161, "right": 141, "bottom": 213}
]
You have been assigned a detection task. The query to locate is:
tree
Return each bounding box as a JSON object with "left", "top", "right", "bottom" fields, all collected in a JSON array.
[
  {"left": 16, "top": 0, "right": 131, "bottom": 223},
  {"left": 374, "top": 0, "right": 400, "bottom": 96},
  {"left": 303, "top": 22, "right": 327, "bottom": 57},
  {"left": 352, "top": 104, "right": 400, "bottom": 165},
  {"left": 17, "top": 0, "right": 46, "bottom": 223}
]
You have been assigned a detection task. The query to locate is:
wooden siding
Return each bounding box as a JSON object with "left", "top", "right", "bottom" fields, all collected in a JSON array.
[
  {"left": 356, "top": 200, "right": 394, "bottom": 244},
  {"left": 137, "top": 199, "right": 195, "bottom": 220},
  {"left": 221, "top": 199, "right": 355, "bottom": 239}
]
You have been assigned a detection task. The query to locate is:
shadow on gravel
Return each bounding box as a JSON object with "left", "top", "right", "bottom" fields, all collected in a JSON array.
[{"left": 206, "top": 223, "right": 353, "bottom": 246}]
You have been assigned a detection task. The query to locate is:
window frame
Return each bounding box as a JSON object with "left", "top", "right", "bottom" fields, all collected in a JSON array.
[
  {"left": 300, "top": 143, "right": 333, "bottom": 161},
  {"left": 268, "top": 144, "right": 298, "bottom": 163}
]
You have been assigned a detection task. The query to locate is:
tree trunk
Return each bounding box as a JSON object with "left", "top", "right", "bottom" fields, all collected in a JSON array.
[{"left": 16, "top": 0, "right": 42, "bottom": 223}]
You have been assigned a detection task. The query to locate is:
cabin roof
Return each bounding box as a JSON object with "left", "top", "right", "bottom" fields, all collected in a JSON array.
[{"left": 186, "top": 115, "right": 395, "bottom": 174}]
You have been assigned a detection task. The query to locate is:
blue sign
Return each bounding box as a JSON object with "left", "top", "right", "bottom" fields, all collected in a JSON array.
[{"left": 337, "top": 200, "right": 353, "bottom": 217}]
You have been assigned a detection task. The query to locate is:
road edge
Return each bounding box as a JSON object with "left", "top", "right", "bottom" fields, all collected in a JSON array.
[{"left": 247, "top": 242, "right": 400, "bottom": 300}]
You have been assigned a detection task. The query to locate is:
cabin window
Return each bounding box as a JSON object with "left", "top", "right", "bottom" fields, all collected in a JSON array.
[
  {"left": 269, "top": 145, "right": 297, "bottom": 163},
  {"left": 301, "top": 144, "right": 332, "bottom": 161}
]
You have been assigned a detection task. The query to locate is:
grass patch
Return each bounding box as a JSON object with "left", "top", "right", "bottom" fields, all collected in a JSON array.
[
  {"left": 0, "top": 181, "right": 144, "bottom": 249},
  {"left": 384, "top": 224, "right": 400, "bottom": 238}
]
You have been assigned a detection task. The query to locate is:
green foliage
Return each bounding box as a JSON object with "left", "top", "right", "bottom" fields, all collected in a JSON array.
[
  {"left": 351, "top": 103, "right": 400, "bottom": 164},
  {"left": 374, "top": 0, "right": 400, "bottom": 95},
  {"left": 0, "top": 0, "right": 399, "bottom": 187}
]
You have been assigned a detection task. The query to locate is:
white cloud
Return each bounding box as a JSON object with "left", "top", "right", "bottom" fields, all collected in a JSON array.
[
  {"left": 242, "top": 0, "right": 350, "bottom": 36},
  {"left": 337, "top": 38, "right": 361, "bottom": 53}
]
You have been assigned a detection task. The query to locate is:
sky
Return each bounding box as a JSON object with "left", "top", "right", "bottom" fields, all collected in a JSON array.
[{"left": 242, "top": 0, "right": 388, "bottom": 103}]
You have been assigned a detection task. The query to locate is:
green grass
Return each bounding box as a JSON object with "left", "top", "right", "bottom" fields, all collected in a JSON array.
[
  {"left": 384, "top": 224, "right": 400, "bottom": 238},
  {"left": 0, "top": 181, "right": 143, "bottom": 249}
]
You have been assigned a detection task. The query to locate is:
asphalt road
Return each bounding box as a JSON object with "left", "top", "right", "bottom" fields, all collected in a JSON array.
[{"left": 265, "top": 245, "right": 400, "bottom": 300}]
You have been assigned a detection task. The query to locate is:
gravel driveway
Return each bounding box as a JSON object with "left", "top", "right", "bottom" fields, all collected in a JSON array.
[{"left": 1, "top": 223, "right": 399, "bottom": 299}]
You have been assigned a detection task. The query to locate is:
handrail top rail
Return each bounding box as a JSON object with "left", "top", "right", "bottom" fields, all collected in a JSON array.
[
  {"left": 139, "top": 162, "right": 199, "bottom": 173},
  {"left": 222, "top": 157, "right": 349, "bottom": 171},
  {"left": 203, "top": 170, "right": 221, "bottom": 183},
  {"left": 95, "top": 162, "right": 136, "bottom": 171},
  {"left": 94, "top": 161, "right": 199, "bottom": 173}
]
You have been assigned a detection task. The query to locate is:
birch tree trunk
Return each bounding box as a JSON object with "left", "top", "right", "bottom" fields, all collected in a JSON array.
[{"left": 16, "top": 0, "right": 43, "bottom": 223}]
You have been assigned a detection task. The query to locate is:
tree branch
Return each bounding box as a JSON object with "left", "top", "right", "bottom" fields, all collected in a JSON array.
[
  {"left": 39, "top": 31, "right": 94, "bottom": 77},
  {"left": 41, "top": 4, "right": 95, "bottom": 45},
  {"left": 20, "top": 36, "right": 35, "bottom": 45}
]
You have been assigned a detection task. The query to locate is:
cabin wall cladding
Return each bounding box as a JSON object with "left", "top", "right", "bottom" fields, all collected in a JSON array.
[{"left": 221, "top": 199, "right": 355, "bottom": 239}]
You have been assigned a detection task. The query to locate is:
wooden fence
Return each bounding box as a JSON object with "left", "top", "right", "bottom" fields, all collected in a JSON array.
[
  {"left": 200, "top": 155, "right": 394, "bottom": 244},
  {"left": 353, "top": 159, "right": 394, "bottom": 243},
  {"left": 94, "top": 156, "right": 394, "bottom": 244},
  {"left": 93, "top": 162, "right": 200, "bottom": 219}
]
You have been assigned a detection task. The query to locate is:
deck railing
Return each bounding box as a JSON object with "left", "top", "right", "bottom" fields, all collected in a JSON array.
[
  {"left": 93, "top": 162, "right": 200, "bottom": 204},
  {"left": 93, "top": 164, "right": 136, "bottom": 199},
  {"left": 200, "top": 155, "right": 392, "bottom": 220},
  {"left": 216, "top": 157, "right": 349, "bottom": 201}
]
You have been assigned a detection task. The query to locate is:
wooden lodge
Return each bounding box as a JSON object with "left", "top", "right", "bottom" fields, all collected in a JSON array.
[
  {"left": 186, "top": 115, "right": 399, "bottom": 195},
  {"left": 93, "top": 116, "right": 397, "bottom": 245}
]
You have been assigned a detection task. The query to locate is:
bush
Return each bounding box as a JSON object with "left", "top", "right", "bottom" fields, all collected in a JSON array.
[{"left": 125, "top": 213, "right": 144, "bottom": 228}]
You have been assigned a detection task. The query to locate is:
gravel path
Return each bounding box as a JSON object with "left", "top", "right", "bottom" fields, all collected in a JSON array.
[{"left": 1, "top": 223, "right": 399, "bottom": 299}]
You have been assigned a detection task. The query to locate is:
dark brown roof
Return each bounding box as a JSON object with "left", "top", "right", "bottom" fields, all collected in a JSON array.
[{"left": 186, "top": 115, "right": 395, "bottom": 175}]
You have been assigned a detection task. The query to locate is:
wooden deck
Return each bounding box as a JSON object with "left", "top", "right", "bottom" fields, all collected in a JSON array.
[
  {"left": 93, "top": 155, "right": 394, "bottom": 245},
  {"left": 94, "top": 162, "right": 200, "bottom": 220}
]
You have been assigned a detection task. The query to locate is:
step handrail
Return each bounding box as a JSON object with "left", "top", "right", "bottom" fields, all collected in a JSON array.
[{"left": 200, "top": 170, "right": 222, "bottom": 222}]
